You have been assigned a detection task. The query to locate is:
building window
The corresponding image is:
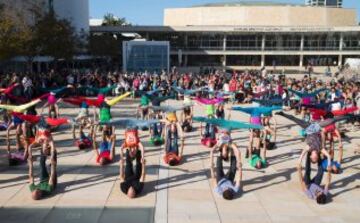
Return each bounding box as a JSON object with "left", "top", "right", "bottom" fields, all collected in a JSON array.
[
  {"left": 303, "top": 34, "right": 340, "bottom": 51},
  {"left": 226, "top": 35, "right": 262, "bottom": 51},
  {"left": 265, "top": 55, "right": 300, "bottom": 66},
  {"left": 303, "top": 55, "right": 338, "bottom": 66},
  {"left": 342, "top": 34, "right": 360, "bottom": 51},
  {"left": 227, "top": 55, "right": 261, "bottom": 66},
  {"left": 187, "top": 34, "right": 223, "bottom": 50},
  {"left": 187, "top": 55, "right": 222, "bottom": 66},
  {"left": 265, "top": 35, "right": 301, "bottom": 51}
]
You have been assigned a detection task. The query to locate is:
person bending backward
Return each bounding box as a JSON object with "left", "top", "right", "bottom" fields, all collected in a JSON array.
[
  {"left": 13, "top": 113, "right": 71, "bottom": 163},
  {"left": 163, "top": 112, "right": 184, "bottom": 166},
  {"left": 181, "top": 104, "right": 193, "bottom": 132},
  {"left": 210, "top": 130, "right": 242, "bottom": 200},
  {"left": 149, "top": 111, "right": 164, "bottom": 146},
  {"left": 261, "top": 110, "right": 277, "bottom": 151},
  {"left": 0, "top": 99, "right": 42, "bottom": 155},
  {"left": 119, "top": 128, "right": 146, "bottom": 199},
  {"left": 200, "top": 116, "right": 217, "bottom": 148},
  {"left": 93, "top": 125, "right": 116, "bottom": 165},
  {"left": 321, "top": 112, "right": 343, "bottom": 166}
]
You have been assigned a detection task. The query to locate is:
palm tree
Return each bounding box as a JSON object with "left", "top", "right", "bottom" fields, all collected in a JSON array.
[{"left": 102, "top": 13, "right": 130, "bottom": 26}]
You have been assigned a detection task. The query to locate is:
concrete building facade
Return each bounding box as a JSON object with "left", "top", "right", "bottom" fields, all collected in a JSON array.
[
  {"left": 164, "top": 4, "right": 355, "bottom": 27},
  {"left": 92, "top": 2, "right": 360, "bottom": 72}
]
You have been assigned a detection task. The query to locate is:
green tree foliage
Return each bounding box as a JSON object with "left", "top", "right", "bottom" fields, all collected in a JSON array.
[
  {"left": 0, "top": 5, "right": 22, "bottom": 60},
  {"left": 34, "top": 11, "right": 77, "bottom": 61},
  {"left": 102, "top": 13, "right": 131, "bottom": 26},
  {"left": 0, "top": 3, "right": 79, "bottom": 69},
  {"left": 88, "top": 34, "right": 119, "bottom": 58}
]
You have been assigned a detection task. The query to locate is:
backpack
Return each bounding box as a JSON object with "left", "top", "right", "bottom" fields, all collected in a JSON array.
[{"left": 125, "top": 129, "right": 139, "bottom": 147}]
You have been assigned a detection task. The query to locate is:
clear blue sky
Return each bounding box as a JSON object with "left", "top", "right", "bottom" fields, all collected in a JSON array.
[{"left": 90, "top": 0, "right": 360, "bottom": 25}]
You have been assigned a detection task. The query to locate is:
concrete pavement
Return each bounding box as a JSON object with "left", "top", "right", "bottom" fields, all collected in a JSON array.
[{"left": 0, "top": 99, "right": 359, "bottom": 223}]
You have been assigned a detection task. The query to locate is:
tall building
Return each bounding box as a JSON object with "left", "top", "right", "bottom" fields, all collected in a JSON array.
[
  {"left": 0, "top": 0, "right": 89, "bottom": 33},
  {"left": 305, "top": 0, "right": 343, "bottom": 7},
  {"left": 51, "top": 0, "right": 89, "bottom": 33}
]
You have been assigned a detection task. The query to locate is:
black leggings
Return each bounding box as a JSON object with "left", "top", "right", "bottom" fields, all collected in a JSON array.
[
  {"left": 40, "top": 152, "right": 57, "bottom": 182},
  {"left": 304, "top": 154, "right": 324, "bottom": 186},
  {"left": 125, "top": 150, "right": 142, "bottom": 181},
  {"left": 216, "top": 156, "right": 237, "bottom": 183}
]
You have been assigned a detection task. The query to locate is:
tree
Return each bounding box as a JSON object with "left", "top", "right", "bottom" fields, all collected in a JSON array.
[
  {"left": 102, "top": 13, "right": 131, "bottom": 26},
  {"left": 34, "top": 11, "right": 78, "bottom": 63},
  {"left": 0, "top": 5, "right": 22, "bottom": 61},
  {"left": 88, "top": 34, "right": 119, "bottom": 58}
]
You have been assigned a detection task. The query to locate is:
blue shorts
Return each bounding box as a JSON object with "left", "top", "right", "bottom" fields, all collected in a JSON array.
[{"left": 12, "top": 116, "right": 24, "bottom": 126}]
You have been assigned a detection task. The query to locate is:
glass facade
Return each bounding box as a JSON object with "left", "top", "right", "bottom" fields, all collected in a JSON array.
[
  {"left": 265, "top": 35, "right": 302, "bottom": 51},
  {"left": 303, "top": 55, "right": 339, "bottom": 66},
  {"left": 187, "top": 34, "right": 224, "bottom": 50},
  {"left": 265, "top": 55, "right": 300, "bottom": 66},
  {"left": 227, "top": 35, "right": 262, "bottom": 51},
  {"left": 123, "top": 41, "right": 169, "bottom": 73},
  {"left": 227, "top": 55, "right": 261, "bottom": 66},
  {"left": 303, "top": 34, "right": 340, "bottom": 51},
  {"left": 343, "top": 34, "right": 360, "bottom": 51}
]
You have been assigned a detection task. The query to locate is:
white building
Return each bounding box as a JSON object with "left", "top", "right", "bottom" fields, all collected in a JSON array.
[{"left": 51, "top": 0, "right": 89, "bottom": 33}]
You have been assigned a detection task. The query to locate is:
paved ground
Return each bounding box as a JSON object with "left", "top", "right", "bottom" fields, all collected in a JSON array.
[{"left": 0, "top": 99, "right": 359, "bottom": 223}]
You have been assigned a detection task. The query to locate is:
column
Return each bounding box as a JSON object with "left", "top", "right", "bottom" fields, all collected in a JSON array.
[
  {"left": 338, "top": 34, "right": 343, "bottom": 67},
  {"left": 338, "top": 55, "right": 343, "bottom": 66},
  {"left": 300, "top": 34, "right": 304, "bottom": 51},
  {"left": 261, "top": 55, "right": 265, "bottom": 67},
  {"left": 299, "top": 54, "right": 304, "bottom": 67},
  {"left": 222, "top": 55, "right": 227, "bottom": 67},
  {"left": 339, "top": 33, "right": 343, "bottom": 51},
  {"left": 223, "top": 35, "right": 227, "bottom": 51},
  {"left": 261, "top": 34, "right": 266, "bottom": 51}
]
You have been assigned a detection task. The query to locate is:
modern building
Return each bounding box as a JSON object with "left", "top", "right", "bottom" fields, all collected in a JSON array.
[
  {"left": 305, "top": 0, "right": 342, "bottom": 7},
  {"left": 0, "top": 0, "right": 89, "bottom": 33},
  {"left": 91, "top": 1, "right": 360, "bottom": 72}
]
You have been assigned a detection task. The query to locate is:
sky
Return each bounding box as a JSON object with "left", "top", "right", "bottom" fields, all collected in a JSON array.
[{"left": 90, "top": 0, "right": 360, "bottom": 25}]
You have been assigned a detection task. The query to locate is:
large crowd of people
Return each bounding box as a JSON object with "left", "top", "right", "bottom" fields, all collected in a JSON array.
[{"left": 0, "top": 68, "right": 359, "bottom": 203}]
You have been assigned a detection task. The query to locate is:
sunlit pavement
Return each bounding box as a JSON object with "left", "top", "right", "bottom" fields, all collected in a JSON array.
[{"left": 0, "top": 98, "right": 359, "bottom": 223}]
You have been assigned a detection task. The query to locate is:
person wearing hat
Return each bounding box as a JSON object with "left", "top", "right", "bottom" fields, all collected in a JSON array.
[{"left": 163, "top": 112, "right": 184, "bottom": 166}]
